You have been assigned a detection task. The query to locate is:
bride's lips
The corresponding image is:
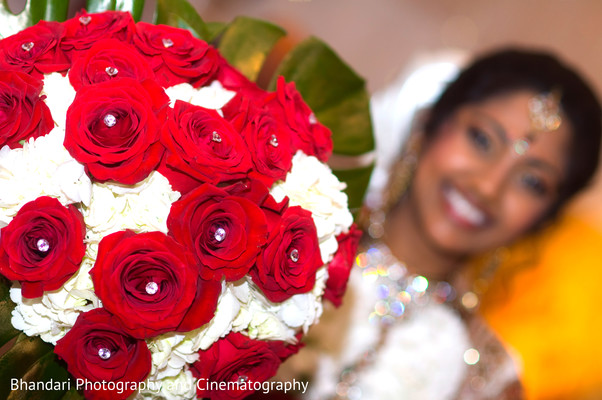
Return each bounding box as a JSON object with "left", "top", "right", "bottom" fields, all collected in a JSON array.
[{"left": 441, "top": 182, "right": 492, "bottom": 230}]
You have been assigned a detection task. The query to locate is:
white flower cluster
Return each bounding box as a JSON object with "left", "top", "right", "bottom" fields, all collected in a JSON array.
[
  {"left": 82, "top": 172, "right": 181, "bottom": 247},
  {"left": 9, "top": 253, "right": 97, "bottom": 344},
  {"left": 0, "top": 127, "right": 91, "bottom": 228},
  {"left": 271, "top": 151, "right": 354, "bottom": 263},
  {"left": 1, "top": 73, "right": 352, "bottom": 399}
]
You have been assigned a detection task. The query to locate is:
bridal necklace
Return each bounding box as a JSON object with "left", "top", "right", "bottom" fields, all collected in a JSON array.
[{"left": 330, "top": 242, "right": 457, "bottom": 400}]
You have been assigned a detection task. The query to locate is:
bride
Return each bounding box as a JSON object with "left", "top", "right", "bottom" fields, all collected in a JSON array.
[{"left": 305, "top": 47, "right": 602, "bottom": 400}]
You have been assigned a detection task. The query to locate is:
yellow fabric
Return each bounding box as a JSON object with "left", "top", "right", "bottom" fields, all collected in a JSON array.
[{"left": 480, "top": 215, "right": 602, "bottom": 400}]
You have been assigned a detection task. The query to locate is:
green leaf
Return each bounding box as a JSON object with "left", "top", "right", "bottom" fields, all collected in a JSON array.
[
  {"left": 205, "top": 21, "right": 227, "bottom": 43},
  {"left": 59, "top": 388, "right": 84, "bottom": 400},
  {"left": 0, "top": 0, "right": 69, "bottom": 38},
  {"left": 0, "top": 281, "right": 77, "bottom": 399},
  {"left": 153, "top": 0, "right": 209, "bottom": 40},
  {"left": 0, "top": 334, "right": 54, "bottom": 398},
  {"left": 332, "top": 165, "right": 374, "bottom": 215},
  {"left": 0, "top": 278, "right": 19, "bottom": 348},
  {"left": 7, "top": 350, "right": 75, "bottom": 400},
  {"left": 270, "top": 37, "right": 374, "bottom": 155},
  {"left": 217, "top": 17, "right": 286, "bottom": 82},
  {"left": 270, "top": 37, "right": 375, "bottom": 208},
  {"left": 85, "top": 0, "right": 146, "bottom": 21}
]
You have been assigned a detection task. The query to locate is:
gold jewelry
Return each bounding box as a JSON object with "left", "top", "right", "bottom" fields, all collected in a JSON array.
[
  {"left": 372, "top": 130, "right": 422, "bottom": 233},
  {"left": 528, "top": 89, "right": 562, "bottom": 132},
  {"left": 513, "top": 90, "right": 562, "bottom": 156}
]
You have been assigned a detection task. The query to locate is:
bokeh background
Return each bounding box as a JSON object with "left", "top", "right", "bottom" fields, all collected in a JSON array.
[
  {"left": 185, "top": 2, "right": 602, "bottom": 399},
  {"left": 193, "top": 0, "right": 602, "bottom": 222},
  {"left": 7, "top": 0, "right": 602, "bottom": 217}
]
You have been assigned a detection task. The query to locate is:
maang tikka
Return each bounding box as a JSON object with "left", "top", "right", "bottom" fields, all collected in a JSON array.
[{"left": 513, "top": 89, "right": 562, "bottom": 155}]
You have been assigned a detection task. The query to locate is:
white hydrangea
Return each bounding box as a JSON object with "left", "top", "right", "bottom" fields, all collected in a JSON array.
[
  {"left": 142, "top": 282, "right": 241, "bottom": 383},
  {"left": 165, "top": 80, "right": 236, "bottom": 112},
  {"left": 147, "top": 333, "right": 200, "bottom": 380},
  {"left": 270, "top": 151, "right": 353, "bottom": 263},
  {"left": 0, "top": 127, "right": 92, "bottom": 227},
  {"left": 2, "top": 67, "right": 351, "bottom": 400},
  {"left": 230, "top": 271, "right": 327, "bottom": 342},
  {"left": 232, "top": 292, "right": 293, "bottom": 341},
  {"left": 276, "top": 266, "right": 327, "bottom": 333},
  {"left": 81, "top": 171, "right": 180, "bottom": 245},
  {"left": 9, "top": 248, "right": 98, "bottom": 345},
  {"left": 188, "top": 284, "right": 241, "bottom": 351},
  {"left": 136, "top": 369, "right": 197, "bottom": 400},
  {"left": 42, "top": 72, "right": 77, "bottom": 128}
]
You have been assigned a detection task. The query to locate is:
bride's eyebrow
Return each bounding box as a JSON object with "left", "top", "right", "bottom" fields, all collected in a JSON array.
[
  {"left": 472, "top": 111, "right": 562, "bottom": 178},
  {"left": 472, "top": 110, "right": 509, "bottom": 144},
  {"left": 524, "top": 158, "right": 562, "bottom": 178}
]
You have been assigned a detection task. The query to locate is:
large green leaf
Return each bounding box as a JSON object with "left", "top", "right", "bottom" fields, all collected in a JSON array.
[
  {"left": 154, "top": 0, "right": 209, "bottom": 40},
  {"left": 217, "top": 17, "right": 286, "bottom": 82},
  {"left": 85, "top": 0, "right": 145, "bottom": 21},
  {"left": 59, "top": 388, "right": 85, "bottom": 400},
  {"left": 269, "top": 37, "right": 375, "bottom": 209},
  {"left": 0, "top": 278, "right": 19, "bottom": 347},
  {"left": 332, "top": 165, "right": 374, "bottom": 215},
  {"left": 7, "top": 350, "right": 77, "bottom": 400},
  {"left": 0, "top": 334, "right": 78, "bottom": 400},
  {"left": 270, "top": 37, "right": 374, "bottom": 156},
  {"left": 205, "top": 21, "right": 228, "bottom": 43},
  {"left": 0, "top": 279, "right": 78, "bottom": 399},
  {"left": 0, "top": 0, "right": 69, "bottom": 38}
]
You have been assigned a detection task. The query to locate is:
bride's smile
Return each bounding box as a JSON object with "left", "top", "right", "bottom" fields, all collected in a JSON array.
[{"left": 405, "top": 90, "right": 570, "bottom": 256}]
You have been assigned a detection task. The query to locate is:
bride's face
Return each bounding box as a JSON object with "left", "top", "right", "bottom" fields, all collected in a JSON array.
[{"left": 409, "top": 90, "right": 572, "bottom": 255}]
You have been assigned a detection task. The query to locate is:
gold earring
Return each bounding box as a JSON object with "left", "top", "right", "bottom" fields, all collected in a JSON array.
[{"left": 365, "top": 131, "right": 422, "bottom": 239}]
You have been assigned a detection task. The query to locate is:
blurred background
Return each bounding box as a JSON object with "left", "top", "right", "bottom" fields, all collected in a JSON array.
[
  {"left": 8, "top": 0, "right": 602, "bottom": 218},
  {"left": 168, "top": 0, "right": 602, "bottom": 222},
  {"left": 186, "top": 2, "right": 602, "bottom": 399}
]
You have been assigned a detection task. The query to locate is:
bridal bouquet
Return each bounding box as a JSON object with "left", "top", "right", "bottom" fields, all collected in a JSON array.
[{"left": 0, "top": 10, "right": 365, "bottom": 400}]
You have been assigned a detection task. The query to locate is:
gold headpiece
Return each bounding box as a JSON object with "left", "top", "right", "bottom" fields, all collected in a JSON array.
[
  {"left": 514, "top": 90, "right": 562, "bottom": 155},
  {"left": 528, "top": 89, "right": 562, "bottom": 132}
]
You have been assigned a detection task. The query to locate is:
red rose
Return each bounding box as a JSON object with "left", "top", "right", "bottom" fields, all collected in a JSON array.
[
  {"left": 240, "top": 110, "right": 294, "bottom": 187},
  {"left": 0, "top": 196, "right": 85, "bottom": 298},
  {"left": 0, "top": 71, "right": 53, "bottom": 148},
  {"left": 215, "top": 56, "right": 264, "bottom": 95},
  {"left": 0, "top": 21, "right": 69, "bottom": 78},
  {"left": 68, "top": 39, "right": 154, "bottom": 90},
  {"left": 222, "top": 178, "right": 288, "bottom": 233},
  {"left": 251, "top": 206, "right": 323, "bottom": 302},
  {"left": 90, "top": 230, "right": 221, "bottom": 339},
  {"left": 64, "top": 77, "right": 168, "bottom": 184},
  {"left": 159, "top": 101, "right": 253, "bottom": 193},
  {"left": 265, "top": 76, "right": 333, "bottom": 162},
  {"left": 133, "top": 22, "right": 219, "bottom": 88},
  {"left": 167, "top": 183, "right": 268, "bottom": 281},
  {"left": 323, "top": 224, "right": 362, "bottom": 307},
  {"left": 191, "top": 332, "right": 282, "bottom": 400},
  {"left": 267, "top": 332, "right": 304, "bottom": 361},
  {"left": 54, "top": 308, "right": 151, "bottom": 400},
  {"left": 61, "top": 10, "right": 135, "bottom": 60}
]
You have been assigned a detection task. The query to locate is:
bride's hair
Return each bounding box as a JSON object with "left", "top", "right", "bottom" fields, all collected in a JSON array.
[{"left": 423, "top": 48, "right": 602, "bottom": 221}]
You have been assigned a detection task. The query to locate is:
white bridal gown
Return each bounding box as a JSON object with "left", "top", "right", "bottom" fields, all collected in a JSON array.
[{"left": 305, "top": 50, "right": 522, "bottom": 400}]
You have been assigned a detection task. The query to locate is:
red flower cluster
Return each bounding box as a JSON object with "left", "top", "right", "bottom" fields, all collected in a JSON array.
[{"left": 0, "top": 10, "right": 353, "bottom": 400}]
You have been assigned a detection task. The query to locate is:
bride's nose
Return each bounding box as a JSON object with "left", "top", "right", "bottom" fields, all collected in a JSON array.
[{"left": 470, "top": 159, "right": 514, "bottom": 201}]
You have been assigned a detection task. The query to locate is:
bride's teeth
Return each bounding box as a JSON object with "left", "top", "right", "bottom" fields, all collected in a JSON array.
[{"left": 446, "top": 187, "right": 486, "bottom": 226}]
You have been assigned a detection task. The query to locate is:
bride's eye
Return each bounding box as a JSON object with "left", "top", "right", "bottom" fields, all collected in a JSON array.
[
  {"left": 519, "top": 173, "right": 549, "bottom": 196},
  {"left": 467, "top": 126, "right": 492, "bottom": 152}
]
